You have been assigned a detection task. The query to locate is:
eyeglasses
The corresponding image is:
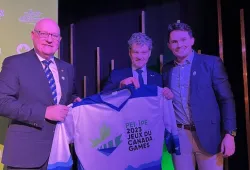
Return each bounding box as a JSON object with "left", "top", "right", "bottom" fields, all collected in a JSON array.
[{"left": 34, "top": 30, "right": 61, "bottom": 40}]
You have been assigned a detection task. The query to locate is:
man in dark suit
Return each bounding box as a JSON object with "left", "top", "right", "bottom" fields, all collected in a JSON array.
[
  {"left": 103, "top": 32, "right": 174, "bottom": 170},
  {"left": 0, "top": 18, "right": 80, "bottom": 170},
  {"left": 162, "top": 22, "right": 236, "bottom": 170},
  {"left": 103, "top": 32, "right": 172, "bottom": 100}
]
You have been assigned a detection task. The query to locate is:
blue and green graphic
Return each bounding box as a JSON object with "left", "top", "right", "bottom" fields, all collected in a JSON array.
[{"left": 90, "top": 124, "right": 122, "bottom": 156}]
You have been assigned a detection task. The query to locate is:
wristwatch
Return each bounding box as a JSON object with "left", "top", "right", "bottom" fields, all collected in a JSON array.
[{"left": 226, "top": 130, "right": 237, "bottom": 137}]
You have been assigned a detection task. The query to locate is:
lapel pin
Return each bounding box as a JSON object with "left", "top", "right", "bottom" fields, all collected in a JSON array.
[
  {"left": 193, "top": 71, "right": 196, "bottom": 76},
  {"left": 61, "top": 69, "right": 64, "bottom": 72},
  {"left": 61, "top": 76, "right": 65, "bottom": 80}
]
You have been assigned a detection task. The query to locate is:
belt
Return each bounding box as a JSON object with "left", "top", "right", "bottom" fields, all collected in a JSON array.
[{"left": 177, "top": 124, "right": 196, "bottom": 131}]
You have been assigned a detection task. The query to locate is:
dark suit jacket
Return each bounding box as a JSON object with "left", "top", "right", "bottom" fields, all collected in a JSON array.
[
  {"left": 0, "top": 49, "right": 77, "bottom": 167},
  {"left": 103, "top": 67, "right": 163, "bottom": 91},
  {"left": 162, "top": 52, "right": 236, "bottom": 155}
]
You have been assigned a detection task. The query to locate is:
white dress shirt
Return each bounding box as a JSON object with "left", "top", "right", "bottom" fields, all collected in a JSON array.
[
  {"left": 36, "top": 54, "right": 62, "bottom": 104},
  {"left": 132, "top": 65, "right": 148, "bottom": 84}
]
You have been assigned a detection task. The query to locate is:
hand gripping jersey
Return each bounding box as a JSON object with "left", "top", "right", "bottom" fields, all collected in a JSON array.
[{"left": 48, "top": 85, "right": 180, "bottom": 170}]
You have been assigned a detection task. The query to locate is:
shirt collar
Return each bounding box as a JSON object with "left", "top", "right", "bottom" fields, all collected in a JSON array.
[
  {"left": 174, "top": 50, "right": 194, "bottom": 65},
  {"left": 132, "top": 65, "right": 147, "bottom": 73},
  {"left": 36, "top": 53, "right": 55, "bottom": 64}
]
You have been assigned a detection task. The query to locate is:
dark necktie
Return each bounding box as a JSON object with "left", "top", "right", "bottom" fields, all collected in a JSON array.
[
  {"left": 42, "top": 60, "right": 57, "bottom": 104},
  {"left": 136, "top": 69, "right": 144, "bottom": 86}
]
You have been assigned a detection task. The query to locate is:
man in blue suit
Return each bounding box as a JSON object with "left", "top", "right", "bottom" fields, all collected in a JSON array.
[
  {"left": 103, "top": 32, "right": 173, "bottom": 100},
  {"left": 103, "top": 32, "right": 174, "bottom": 170},
  {"left": 0, "top": 18, "right": 80, "bottom": 169},
  {"left": 162, "top": 22, "right": 236, "bottom": 170}
]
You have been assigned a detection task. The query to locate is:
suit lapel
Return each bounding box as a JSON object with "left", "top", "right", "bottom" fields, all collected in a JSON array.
[
  {"left": 147, "top": 70, "right": 156, "bottom": 85},
  {"left": 147, "top": 70, "right": 151, "bottom": 85},
  {"left": 163, "top": 61, "right": 175, "bottom": 87},
  {"left": 127, "top": 68, "right": 133, "bottom": 78},
  {"left": 190, "top": 52, "right": 202, "bottom": 95},
  {"left": 55, "top": 58, "right": 67, "bottom": 104},
  {"left": 30, "top": 50, "right": 54, "bottom": 104}
]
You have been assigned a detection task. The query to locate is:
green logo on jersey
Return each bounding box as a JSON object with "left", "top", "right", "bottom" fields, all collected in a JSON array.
[{"left": 90, "top": 124, "right": 122, "bottom": 156}]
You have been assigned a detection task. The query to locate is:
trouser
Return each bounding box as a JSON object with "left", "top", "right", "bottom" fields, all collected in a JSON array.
[{"left": 172, "top": 127, "right": 223, "bottom": 170}]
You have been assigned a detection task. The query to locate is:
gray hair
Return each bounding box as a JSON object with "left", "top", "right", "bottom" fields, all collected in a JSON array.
[{"left": 128, "top": 32, "right": 153, "bottom": 50}]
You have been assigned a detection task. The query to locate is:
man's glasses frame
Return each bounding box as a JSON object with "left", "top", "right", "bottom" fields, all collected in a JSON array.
[{"left": 34, "top": 30, "right": 61, "bottom": 40}]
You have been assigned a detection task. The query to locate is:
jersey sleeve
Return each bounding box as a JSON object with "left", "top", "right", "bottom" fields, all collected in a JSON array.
[
  {"left": 161, "top": 95, "right": 181, "bottom": 155},
  {"left": 162, "top": 99, "right": 177, "bottom": 135},
  {"left": 64, "top": 107, "right": 76, "bottom": 143},
  {"left": 47, "top": 107, "right": 75, "bottom": 170}
]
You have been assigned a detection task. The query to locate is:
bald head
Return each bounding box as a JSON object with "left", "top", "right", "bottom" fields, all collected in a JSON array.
[
  {"left": 34, "top": 18, "right": 60, "bottom": 35},
  {"left": 31, "top": 18, "right": 61, "bottom": 60}
]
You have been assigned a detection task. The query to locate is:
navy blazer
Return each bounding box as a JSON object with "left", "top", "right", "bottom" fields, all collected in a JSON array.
[
  {"left": 103, "top": 67, "right": 163, "bottom": 91},
  {"left": 162, "top": 52, "right": 236, "bottom": 155},
  {"left": 0, "top": 49, "right": 77, "bottom": 167}
]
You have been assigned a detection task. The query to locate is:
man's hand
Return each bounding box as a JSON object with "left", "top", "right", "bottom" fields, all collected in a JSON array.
[
  {"left": 74, "top": 97, "right": 82, "bottom": 102},
  {"left": 45, "top": 105, "right": 69, "bottom": 122},
  {"left": 220, "top": 134, "right": 235, "bottom": 157},
  {"left": 120, "top": 77, "right": 140, "bottom": 89},
  {"left": 162, "top": 87, "right": 174, "bottom": 100}
]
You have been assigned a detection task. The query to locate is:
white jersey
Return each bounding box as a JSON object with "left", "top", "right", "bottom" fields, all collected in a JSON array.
[{"left": 48, "top": 85, "right": 180, "bottom": 170}]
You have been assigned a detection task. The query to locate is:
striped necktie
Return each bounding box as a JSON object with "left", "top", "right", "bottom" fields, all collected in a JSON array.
[
  {"left": 136, "top": 69, "right": 144, "bottom": 86},
  {"left": 42, "top": 60, "right": 57, "bottom": 104}
]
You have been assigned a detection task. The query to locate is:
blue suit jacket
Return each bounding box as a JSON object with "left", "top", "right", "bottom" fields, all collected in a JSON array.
[
  {"left": 103, "top": 67, "right": 163, "bottom": 91},
  {"left": 162, "top": 52, "right": 236, "bottom": 155},
  {"left": 0, "top": 49, "right": 77, "bottom": 167}
]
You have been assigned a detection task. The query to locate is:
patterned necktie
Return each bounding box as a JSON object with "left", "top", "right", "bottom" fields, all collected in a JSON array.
[
  {"left": 42, "top": 60, "right": 57, "bottom": 104},
  {"left": 136, "top": 69, "right": 144, "bottom": 86}
]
